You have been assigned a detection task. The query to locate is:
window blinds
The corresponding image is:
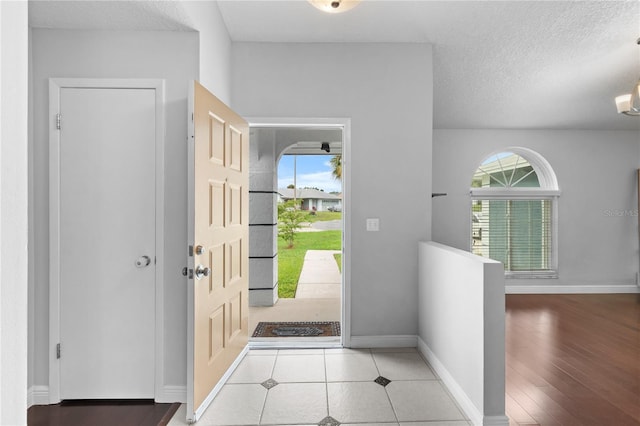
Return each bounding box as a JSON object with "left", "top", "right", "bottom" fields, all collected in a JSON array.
[{"left": 471, "top": 199, "right": 552, "bottom": 272}]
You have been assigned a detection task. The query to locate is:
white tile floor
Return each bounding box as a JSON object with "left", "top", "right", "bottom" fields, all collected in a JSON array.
[{"left": 168, "top": 348, "right": 470, "bottom": 426}]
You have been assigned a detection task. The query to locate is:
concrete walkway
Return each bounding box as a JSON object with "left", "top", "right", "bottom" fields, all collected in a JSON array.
[
  {"left": 298, "top": 219, "right": 342, "bottom": 232},
  {"left": 295, "top": 250, "right": 341, "bottom": 298},
  {"left": 248, "top": 250, "right": 341, "bottom": 332}
]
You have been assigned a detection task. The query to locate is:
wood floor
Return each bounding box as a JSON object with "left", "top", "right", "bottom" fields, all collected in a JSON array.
[
  {"left": 506, "top": 294, "right": 640, "bottom": 426},
  {"left": 27, "top": 400, "right": 180, "bottom": 426}
]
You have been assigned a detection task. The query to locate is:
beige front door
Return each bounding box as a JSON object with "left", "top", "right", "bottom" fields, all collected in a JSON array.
[{"left": 186, "top": 81, "right": 249, "bottom": 422}]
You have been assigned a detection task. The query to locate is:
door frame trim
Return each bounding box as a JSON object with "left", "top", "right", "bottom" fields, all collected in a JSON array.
[
  {"left": 48, "top": 78, "right": 165, "bottom": 402},
  {"left": 245, "top": 117, "right": 352, "bottom": 348}
]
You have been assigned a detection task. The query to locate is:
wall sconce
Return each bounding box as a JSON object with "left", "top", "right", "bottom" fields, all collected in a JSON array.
[
  {"left": 615, "top": 37, "right": 640, "bottom": 117},
  {"left": 309, "top": 0, "right": 361, "bottom": 14}
]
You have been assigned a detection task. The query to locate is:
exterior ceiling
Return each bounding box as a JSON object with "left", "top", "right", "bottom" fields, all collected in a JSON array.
[
  {"left": 262, "top": 127, "right": 343, "bottom": 155},
  {"left": 29, "top": 0, "right": 640, "bottom": 131}
]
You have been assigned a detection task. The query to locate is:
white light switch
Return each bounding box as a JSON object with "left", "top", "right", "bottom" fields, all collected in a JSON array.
[{"left": 366, "top": 218, "right": 380, "bottom": 232}]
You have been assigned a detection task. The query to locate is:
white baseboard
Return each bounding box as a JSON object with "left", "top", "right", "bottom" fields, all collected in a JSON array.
[
  {"left": 482, "top": 415, "right": 511, "bottom": 426},
  {"left": 157, "top": 385, "right": 186, "bottom": 403},
  {"left": 418, "top": 338, "right": 510, "bottom": 426},
  {"left": 506, "top": 284, "right": 640, "bottom": 294},
  {"left": 417, "top": 338, "right": 483, "bottom": 426},
  {"left": 27, "top": 385, "right": 50, "bottom": 407},
  {"left": 349, "top": 334, "right": 417, "bottom": 348}
]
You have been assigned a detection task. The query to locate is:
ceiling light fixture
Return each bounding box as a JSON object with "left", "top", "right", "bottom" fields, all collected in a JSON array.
[
  {"left": 308, "top": 0, "right": 361, "bottom": 14},
  {"left": 615, "top": 37, "right": 640, "bottom": 116}
]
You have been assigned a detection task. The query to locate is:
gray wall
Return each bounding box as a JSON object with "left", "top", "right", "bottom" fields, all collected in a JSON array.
[
  {"left": 181, "top": 1, "right": 231, "bottom": 103},
  {"left": 433, "top": 129, "right": 640, "bottom": 292},
  {"left": 30, "top": 29, "right": 199, "bottom": 395},
  {"left": 232, "top": 42, "right": 433, "bottom": 337}
]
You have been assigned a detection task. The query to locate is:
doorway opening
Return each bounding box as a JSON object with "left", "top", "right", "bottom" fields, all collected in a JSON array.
[{"left": 246, "top": 120, "right": 350, "bottom": 347}]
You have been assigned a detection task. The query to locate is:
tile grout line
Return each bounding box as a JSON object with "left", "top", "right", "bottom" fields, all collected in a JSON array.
[
  {"left": 415, "top": 349, "right": 470, "bottom": 423},
  {"left": 257, "top": 351, "right": 280, "bottom": 426},
  {"left": 213, "top": 349, "right": 468, "bottom": 426},
  {"left": 323, "top": 349, "right": 330, "bottom": 422},
  {"left": 371, "top": 350, "right": 401, "bottom": 425}
]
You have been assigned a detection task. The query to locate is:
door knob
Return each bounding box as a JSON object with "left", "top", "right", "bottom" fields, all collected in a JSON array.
[
  {"left": 135, "top": 255, "right": 151, "bottom": 268},
  {"left": 194, "top": 264, "right": 211, "bottom": 280},
  {"left": 194, "top": 245, "right": 205, "bottom": 255}
]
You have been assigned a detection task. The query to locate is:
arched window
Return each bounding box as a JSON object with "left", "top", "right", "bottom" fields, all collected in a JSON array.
[{"left": 471, "top": 148, "right": 559, "bottom": 278}]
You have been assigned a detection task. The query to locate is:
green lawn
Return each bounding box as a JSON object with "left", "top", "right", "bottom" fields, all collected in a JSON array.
[
  {"left": 278, "top": 230, "right": 341, "bottom": 298},
  {"left": 302, "top": 211, "right": 342, "bottom": 223}
]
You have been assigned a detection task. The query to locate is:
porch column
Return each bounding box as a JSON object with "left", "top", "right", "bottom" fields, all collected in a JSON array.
[{"left": 248, "top": 129, "right": 278, "bottom": 306}]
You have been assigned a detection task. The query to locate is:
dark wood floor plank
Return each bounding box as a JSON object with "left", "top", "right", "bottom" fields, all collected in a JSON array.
[
  {"left": 506, "top": 393, "right": 538, "bottom": 425},
  {"left": 507, "top": 363, "right": 582, "bottom": 425},
  {"left": 27, "top": 401, "right": 180, "bottom": 426},
  {"left": 509, "top": 346, "right": 636, "bottom": 424},
  {"left": 506, "top": 294, "right": 640, "bottom": 426}
]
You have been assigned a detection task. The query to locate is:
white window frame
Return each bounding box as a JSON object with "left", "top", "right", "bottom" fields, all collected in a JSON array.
[{"left": 470, "top": 147, "right": 560, "bottom": 279}]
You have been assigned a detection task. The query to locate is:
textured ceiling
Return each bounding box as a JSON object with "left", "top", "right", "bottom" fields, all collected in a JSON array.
[
  {"left": 29, "top": 0, "right": 194, "bottom": 31},
  {"left": 29, "top": 0, "right": 640, "bottom": 131}
]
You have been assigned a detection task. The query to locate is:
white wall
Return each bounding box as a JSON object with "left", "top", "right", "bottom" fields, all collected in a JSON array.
[
  {"left": 0, "top": 1, "right": 29, "bottom": 423},
  {"left": 30, "top": 29, "right": 199, "bottom": 399},
  {"left": 232, "top": 42, "right": 433, "bottom": 339},
  {"left": 418, "top": 242, "right": 506, "bottom": 426},
  {"left": 433, "top": 129, "right": 640, "bottom": 293}
]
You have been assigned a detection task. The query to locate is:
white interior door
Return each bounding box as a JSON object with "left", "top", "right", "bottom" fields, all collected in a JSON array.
[{"left": 56, "top": 86, "right": 156, "bottom": 399}]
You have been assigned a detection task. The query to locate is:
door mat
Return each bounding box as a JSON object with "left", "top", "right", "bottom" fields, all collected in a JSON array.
[{"left": 252, "top": 321, "right": 341, "bottom": 338}]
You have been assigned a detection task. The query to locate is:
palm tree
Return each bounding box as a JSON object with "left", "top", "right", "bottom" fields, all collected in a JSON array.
[{"left": 330, "top": 155, "right": 342, "bottom": 180}]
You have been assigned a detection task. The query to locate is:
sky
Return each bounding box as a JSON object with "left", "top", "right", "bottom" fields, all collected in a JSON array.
[{"left": 278, "top": 155, "right": 341, "bottom": 193}]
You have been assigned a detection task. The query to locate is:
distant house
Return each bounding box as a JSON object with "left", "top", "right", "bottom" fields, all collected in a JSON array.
[{"left": 278, "top": 188, "right": 342, "bottom": 212}]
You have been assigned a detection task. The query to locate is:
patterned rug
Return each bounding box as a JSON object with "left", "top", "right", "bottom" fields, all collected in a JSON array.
[{"left": 252, "top": 321, "right": 341, "bottom": 338}]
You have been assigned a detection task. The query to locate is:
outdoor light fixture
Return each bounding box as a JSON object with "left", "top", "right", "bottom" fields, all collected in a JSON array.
[
  {"left": 308, "top": 0, "right": 361, "bottom": 14},
  {"left": 615, "top": 37, "right": 640, "bottom": 116},
  {"left": 321, "top": 142, "right": 331, "bottom": 153}
]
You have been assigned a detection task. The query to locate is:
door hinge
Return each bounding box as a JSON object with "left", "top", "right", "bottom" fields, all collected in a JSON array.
[
  {"left": 182, "top": 267, "right": 194, "bottom": 279},
  {"left": 182, "top": 267, "right": 193, "bottom": 279},
  {"left": 56, "top": 343, "right": 61, "bottom": 359},
  {"left": 56, "top": 113, "right": 61, "bottom": 130}
]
